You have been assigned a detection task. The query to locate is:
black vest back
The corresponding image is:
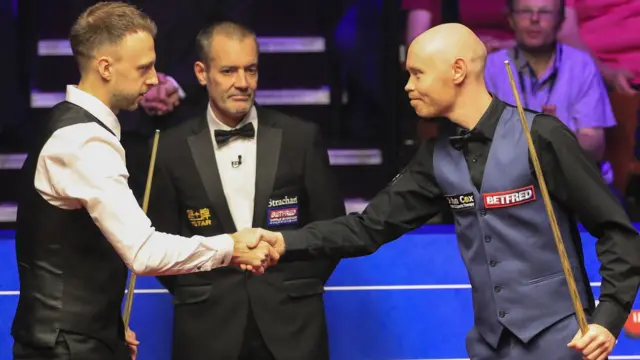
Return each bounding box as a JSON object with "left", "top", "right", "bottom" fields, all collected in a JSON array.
[{"left": 12, "top": 101, "right": 128, "bottom": 350}]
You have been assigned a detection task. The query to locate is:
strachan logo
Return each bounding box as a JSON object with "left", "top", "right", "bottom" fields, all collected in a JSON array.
[{"left": 268, "top": 196, "right": 298, "bottom": 208}]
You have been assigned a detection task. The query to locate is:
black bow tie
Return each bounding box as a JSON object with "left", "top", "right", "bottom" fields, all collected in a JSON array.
[
  {"left": 449, "top": 129, "right": 488, "bottom": 151},
  {"left": 214, "top": 122, "right": 255, "bottom": 145}
]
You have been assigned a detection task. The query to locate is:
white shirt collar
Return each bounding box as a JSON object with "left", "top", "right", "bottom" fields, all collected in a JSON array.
[
  {"left": 206, "top": 102, "right": 258, "bottom": 147},
  {"left": 65, "top": 85, "right": 121, "bottom": 139}
]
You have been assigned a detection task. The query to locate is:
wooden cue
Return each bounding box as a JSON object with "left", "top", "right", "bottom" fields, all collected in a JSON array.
[
  {"left": 503, "top": 60, "right": 589, "bottom": 335},
  {"left": 123, "top": 129, "right": 161, "bottom": 329}
]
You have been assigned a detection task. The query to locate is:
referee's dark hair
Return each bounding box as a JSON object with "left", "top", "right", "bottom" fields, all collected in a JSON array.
[
  {"left": 196, "top": 21, "right": 259, "bottom": 68},
  {"left": 506, "top": 0, "right": 566, "bottom": 18}
]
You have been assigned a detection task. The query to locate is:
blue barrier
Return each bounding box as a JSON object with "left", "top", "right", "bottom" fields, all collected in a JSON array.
[{"left": 0, "top": 226, "right": 638, "bottom": 359}]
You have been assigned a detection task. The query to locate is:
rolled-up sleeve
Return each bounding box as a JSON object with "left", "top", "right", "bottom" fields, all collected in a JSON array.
[{"left": 571, "top": 55, "right": 616, "bottom": 130}]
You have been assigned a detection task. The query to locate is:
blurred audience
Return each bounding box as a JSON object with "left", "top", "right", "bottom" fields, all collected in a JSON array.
[
  {"left": 559, "top": 0, "right": 640, "bottom": 197},
  {"left": 403, "top": 0, "right": 590, "bottom": 143},
  {"left": 334, "top": 0, "right": 384, "bottom": 145},
  {"left": 484, "top": 0, "right": 615, "bottom": 181},
  {"left": 403, "top": 0, "right": 515, "bottom": 53}
]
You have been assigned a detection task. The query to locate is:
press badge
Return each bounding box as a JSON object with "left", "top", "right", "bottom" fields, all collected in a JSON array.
[
  {"left": 444, "top": 192, "right": 476, "bottom": 211},
  {"left": 266, "top": 196, "right": 299, "bottom": 227}
]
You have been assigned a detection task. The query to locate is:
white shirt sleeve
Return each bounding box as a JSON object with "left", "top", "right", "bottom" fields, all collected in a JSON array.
[{"left": 34, "top": 123, "right": 234, "bottom": 276}]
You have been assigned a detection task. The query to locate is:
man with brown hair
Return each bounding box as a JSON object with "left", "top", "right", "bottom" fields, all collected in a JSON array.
[{"left": 12, "top": 3, "right": 281, "bottom": 360}]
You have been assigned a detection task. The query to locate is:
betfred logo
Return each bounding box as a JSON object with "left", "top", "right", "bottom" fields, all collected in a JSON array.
[
  {"left": 270, "top": 208, "right": 297, "bottom": 220},
  {"left": 266, "top": 206, "right": 299, "bottom": 227},
  {"left": 483, "top": 185, "right": 536, "bottom": 209},
  {"left": 624, "top": 310, "right": 640, "bottom": 339}
]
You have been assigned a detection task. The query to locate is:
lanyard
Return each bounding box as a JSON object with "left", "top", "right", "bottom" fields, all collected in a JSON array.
[{"left": 515, "top": 45, "right": 562, "bottom": 109}]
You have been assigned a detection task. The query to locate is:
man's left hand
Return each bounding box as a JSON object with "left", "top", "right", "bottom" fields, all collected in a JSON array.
[
  {"left": 567, "top": 324, "right": 615, "bottom": 360},
  {"left": 141, "top": 72, "right": 181, "bottom": 116},
  {"left": 125, "top": 327, "right": 140, "bottom": 360}
]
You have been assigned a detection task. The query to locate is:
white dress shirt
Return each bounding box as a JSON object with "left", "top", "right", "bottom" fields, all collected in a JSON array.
[
  {"left": 207, "top": 103, "right": 257, "bottom": 230},
  {"left": 33, "top": 85, "right": 234, "bottom": 276}
]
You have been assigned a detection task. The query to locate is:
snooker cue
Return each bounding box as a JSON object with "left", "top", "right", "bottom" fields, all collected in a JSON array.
[
  {"left": 503, "top": 60, "right": 589, "bottom": 336},
  {"left": 123, "top": 129, "right": 161, "bottom": 329}
]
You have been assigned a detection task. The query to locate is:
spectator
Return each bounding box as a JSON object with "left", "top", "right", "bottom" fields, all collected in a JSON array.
[
  {"left": 484, "top": 0, "right": 615, "bottom": 168},
  {"left": 559, "top": 0, "right": 640, "bottom": 197}
]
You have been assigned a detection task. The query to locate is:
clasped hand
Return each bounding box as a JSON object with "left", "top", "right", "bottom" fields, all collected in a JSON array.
[
  {"left": 230, "top": 228, "right": 285, "bottom": 274},
  {"left": 140, "top": 72, "right": 181, "bottom": 116}
]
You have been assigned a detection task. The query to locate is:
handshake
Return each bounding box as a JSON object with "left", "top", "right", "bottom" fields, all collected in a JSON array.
[
  {"left": 140, "top": 73, "right": 181, "bottom": 116},
  {"left": 229, "top": 228, "right": 285, "bottom": 274}
]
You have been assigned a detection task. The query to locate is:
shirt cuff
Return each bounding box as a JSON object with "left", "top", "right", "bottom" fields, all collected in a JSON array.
[
  {"left": 592, "top": 300, "right": 629, "bottom": 338},
  {"left": 200, "top": 234, "right": 234, "bottom": 269},
  {"left": 166, "top": 76, "right": 186, "bottom": 99}
]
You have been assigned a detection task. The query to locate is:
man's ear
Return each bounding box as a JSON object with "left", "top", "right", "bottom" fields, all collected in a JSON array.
[
  {"left": 194, "top": 61, "right": 207, "bottom": 86},
  {"left": 452, "top": 57, "right": 467, "bottom": 85},
  {"left": 97, "top": 56, "right": 115, "bottom": 81}
]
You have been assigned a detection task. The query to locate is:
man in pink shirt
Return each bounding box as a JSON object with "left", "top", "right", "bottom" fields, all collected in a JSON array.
[{"left": 560, "top": 0, "right": 640, "bottom": 196}]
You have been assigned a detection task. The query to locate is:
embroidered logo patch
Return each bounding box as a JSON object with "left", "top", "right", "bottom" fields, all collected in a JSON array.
[
  {"left": 444, "top": 192, "right": 476, "bottom": 211},
  {"left": 267, "top": 196, "right": 299, "bottom": 227},
  {"left": 186, "top": 208, "right": 212, "bottom": 227},
  {"left": 267, "top": 206, "right": 299, "bottom": 227},
  {"left": 483, "top": 185, "right": 536, "bottom": 209}
]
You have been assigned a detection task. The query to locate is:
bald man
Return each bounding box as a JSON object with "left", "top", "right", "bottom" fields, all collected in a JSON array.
[{"left": 257, "top": 24, "right": 640, "bottom": 360}]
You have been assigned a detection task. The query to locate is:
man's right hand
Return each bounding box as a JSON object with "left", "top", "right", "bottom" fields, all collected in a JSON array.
[
  {"left": 601, "top": 65, "right": 638, "bottom": 96},
  {"left": 230, "top": 228, "right": 284, "bottom": 274},
  {"left": 125, "top": 327, "right": 139, "bottom": 360}
]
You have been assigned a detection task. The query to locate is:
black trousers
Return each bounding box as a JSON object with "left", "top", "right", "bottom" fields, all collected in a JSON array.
[
  {"left": 13, "top": 331, "right": 130, "bottom": 360},
  {"left": 238, "top": 307, "right": 276, "bottom": 360}
]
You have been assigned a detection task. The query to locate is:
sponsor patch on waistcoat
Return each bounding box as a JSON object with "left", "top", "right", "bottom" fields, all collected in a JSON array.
[
  {"left": 483, "top": 185, "right": 536, "bottom": 209},
  {"left": 266, "top": 196, "right": 299, "bottom": 226},
  {"left": 444, "top": 192, "right": 476, "bottom": 211}
]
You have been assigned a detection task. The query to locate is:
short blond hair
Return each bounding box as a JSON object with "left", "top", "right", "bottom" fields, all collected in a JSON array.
[{"left": 69, "top": 1, "right": 157, "bottom": 70}]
